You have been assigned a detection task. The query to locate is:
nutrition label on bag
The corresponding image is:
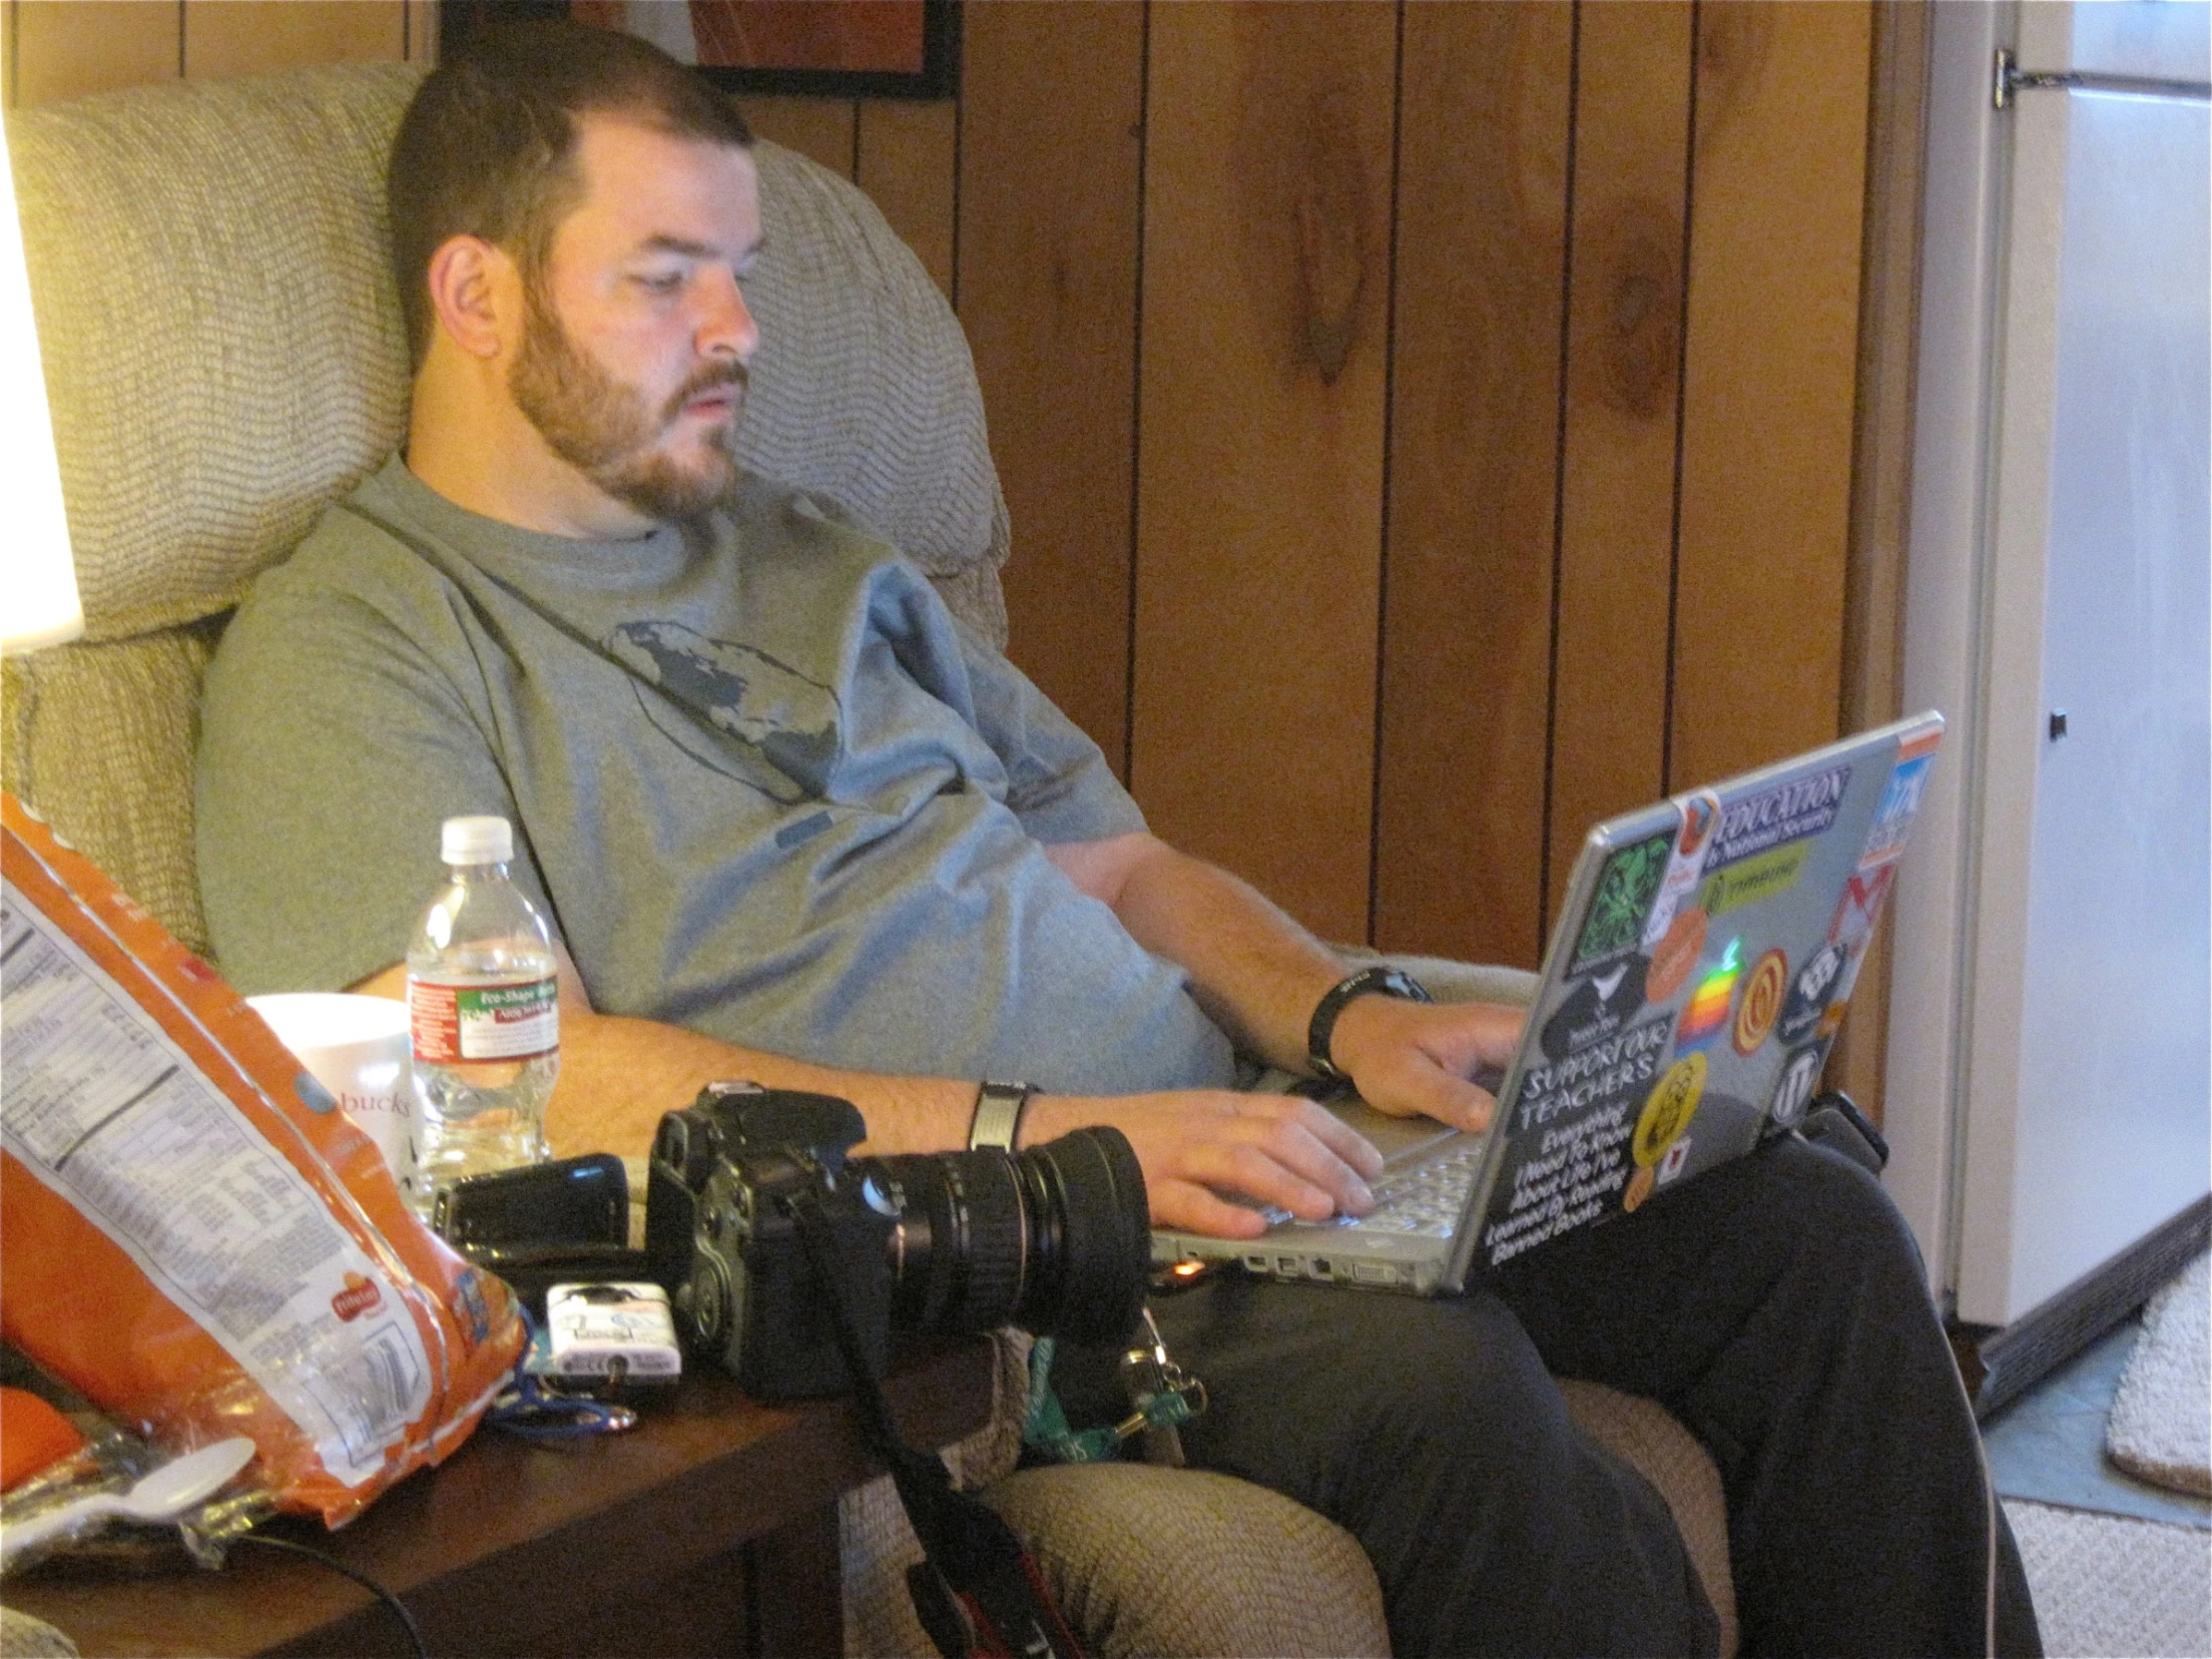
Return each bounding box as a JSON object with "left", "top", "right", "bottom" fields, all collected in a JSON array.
[{"left": 0, "top": 888, "right": 432, "bottom": 1484}]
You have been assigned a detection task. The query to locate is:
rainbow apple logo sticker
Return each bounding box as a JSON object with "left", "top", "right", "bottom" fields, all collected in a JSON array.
[{"left": 1676, "top": 937, "right": 1743, "bottom": 1051}]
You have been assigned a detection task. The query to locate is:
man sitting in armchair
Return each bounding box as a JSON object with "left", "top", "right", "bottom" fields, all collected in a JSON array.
[{"left": 196, "top": 23, "right": 2036, "bottom": 1657}]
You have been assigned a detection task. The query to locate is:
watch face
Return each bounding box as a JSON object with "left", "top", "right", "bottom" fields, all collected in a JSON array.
[
  {"left": 1312, "top": 968, "right": 1431, "bottom": 1075},
  {"left": 1360, "top": 967, "right": 1429, "bottom": 1003}
]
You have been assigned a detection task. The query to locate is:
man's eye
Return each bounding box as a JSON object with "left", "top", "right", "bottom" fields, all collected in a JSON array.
[{"left": 635, "top": 272, "right": 685, "bottom": 294}]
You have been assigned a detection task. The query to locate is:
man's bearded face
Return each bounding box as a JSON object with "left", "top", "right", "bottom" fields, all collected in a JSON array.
[{"left": 508, "top": 276, "right": 747, "bottom": 526}]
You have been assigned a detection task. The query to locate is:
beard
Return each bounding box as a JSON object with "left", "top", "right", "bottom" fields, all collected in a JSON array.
[{"left": 508, "top": 286, "right": 747, "bottom": 528}]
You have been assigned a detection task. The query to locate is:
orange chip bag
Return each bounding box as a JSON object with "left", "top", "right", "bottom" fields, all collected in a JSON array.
[
  {"left": 1, "top": 796, "right": 525, "bottom": 1527},
  {"left": 0, "top": 1388, "right": 87, "bottom": 1491}
]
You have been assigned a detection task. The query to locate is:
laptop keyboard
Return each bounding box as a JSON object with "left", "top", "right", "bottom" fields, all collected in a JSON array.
[
  {"left": 1242, "top": 1138, "right": 1490, "bottom": 1240},
  {"left": 1348, "top": 1142, "right": 1489, "bottom": 1237}
]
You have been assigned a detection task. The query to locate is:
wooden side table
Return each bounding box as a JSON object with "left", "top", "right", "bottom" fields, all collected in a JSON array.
[{"left": 4, "top": 1340, "right": 995, "bottom": 1658}]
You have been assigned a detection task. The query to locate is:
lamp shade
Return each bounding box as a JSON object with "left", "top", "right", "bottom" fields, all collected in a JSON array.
[{"left": 0, "top": 112, "right": 83, "bottom": 654}]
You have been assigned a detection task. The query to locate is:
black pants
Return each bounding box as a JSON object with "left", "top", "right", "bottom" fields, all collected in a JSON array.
[{"left": 1142, "top": 1136, "right": 2042, "bottom": 1658}]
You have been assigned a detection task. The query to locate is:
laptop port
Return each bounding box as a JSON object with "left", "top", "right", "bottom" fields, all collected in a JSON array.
[
  {"left": 1352, "top": 1263, "right": 1396, "bottom": 1285},
  {"left": 1244, "top": 1255, "right": 1270, "bottom": 1273},
  {"left": 1311, "top": 1259, "right": 1333, "bottom": 1279},
  {"left": 1276, "top": 1256, "right": 1301, "bottom": 1276}
]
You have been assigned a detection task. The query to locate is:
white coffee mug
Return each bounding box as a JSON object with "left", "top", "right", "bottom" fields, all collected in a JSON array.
[{"left": 247, "top": 993, "right": 415, "bottom": 1196}]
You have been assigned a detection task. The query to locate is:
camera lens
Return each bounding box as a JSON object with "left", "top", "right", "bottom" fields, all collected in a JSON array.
[{"left": 860, "top": 1127, "right": 1148, "bottom": 1346}]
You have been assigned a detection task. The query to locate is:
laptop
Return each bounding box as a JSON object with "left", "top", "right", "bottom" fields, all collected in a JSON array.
[{"left": 1152, "top": 712, "right": 1944, "bottom": 1296}]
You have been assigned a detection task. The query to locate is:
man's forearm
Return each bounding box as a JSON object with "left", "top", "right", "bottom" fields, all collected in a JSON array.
[
  {"left": 349, "top": 958, "right": 974, "bottom": 1161},
  {"left": 1104, "top": 843, "right": 1346, "bottom": 1075},
  {"left": 545, "top": 1003, "right": 974, "bottom": 1160},
  {"left": 351, "top": 949, "right": 1389, "bottom": 1234}
]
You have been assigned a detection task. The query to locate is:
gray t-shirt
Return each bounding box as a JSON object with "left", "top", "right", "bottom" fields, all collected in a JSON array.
[{"left": 197, "top": 457, "right": 1239, "bottom": 1096}]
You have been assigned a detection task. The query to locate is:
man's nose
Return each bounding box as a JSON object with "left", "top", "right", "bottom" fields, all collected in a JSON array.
[{"left": 698, "top": 270, "right": 759, "bottom": 363}]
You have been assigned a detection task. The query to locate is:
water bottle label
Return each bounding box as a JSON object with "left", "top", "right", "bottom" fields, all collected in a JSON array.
[{"left": 409, "top": 977, "right": 558, "bottom": 1062}]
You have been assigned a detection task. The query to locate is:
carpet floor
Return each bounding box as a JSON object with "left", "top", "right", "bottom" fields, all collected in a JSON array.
[
  {"left": 1985, "top": 1253, "right": 2212, "bottom": 1656},
  {"left": 2004, "top": 1498, "right": 2212, "bottom": 1658}
]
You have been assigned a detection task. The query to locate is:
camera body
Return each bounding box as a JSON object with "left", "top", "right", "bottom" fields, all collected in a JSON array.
[
  {"left": 646, "top": 1083, "right": 890, "bottom": 1397},
  {"left": 646, "top": 1081, "right": 1149, "bottom": 1400}
]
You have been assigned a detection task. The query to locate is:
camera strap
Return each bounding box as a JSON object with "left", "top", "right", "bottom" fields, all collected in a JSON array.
[{"left": 783, "top": 1191, "right": 1087, "bottom": 1659}]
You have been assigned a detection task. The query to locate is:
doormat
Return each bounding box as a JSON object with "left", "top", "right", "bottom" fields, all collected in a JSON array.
[{"left": 2106, "top": 1252, "right": 2210, "bottom": 1498}]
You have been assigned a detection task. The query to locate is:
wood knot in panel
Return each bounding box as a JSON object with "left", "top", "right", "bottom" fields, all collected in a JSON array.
[
  {"left": 1696, "top": 2, "right": 1775, "bottom": 141},
  {"left": 1235, "top": 50, "right": 1378, "bottom": 388},
  {"left": 1296, "top": 130, "right": 1370, "bottom": 384},
  {"left": 1594, "top": 198, "right": 1684, "bottom": 421}
]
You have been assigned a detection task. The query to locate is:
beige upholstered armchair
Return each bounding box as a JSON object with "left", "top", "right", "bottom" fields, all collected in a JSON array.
[{"left": 2, "top": 64, "right": 1735, "bottom": 1657}]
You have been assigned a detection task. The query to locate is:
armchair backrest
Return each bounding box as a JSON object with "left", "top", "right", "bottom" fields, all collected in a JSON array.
[{"left": 1, "top": 61, "right": 1008, "bottom": 958}]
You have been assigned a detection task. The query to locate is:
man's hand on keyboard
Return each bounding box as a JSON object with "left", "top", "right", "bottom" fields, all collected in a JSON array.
[
  {"left": 1326, "top": 996, "right": 1525, "bottom": 1134},
  {"left": 1025, "top": 1088, "right": 1386, "bottom": 1240}
]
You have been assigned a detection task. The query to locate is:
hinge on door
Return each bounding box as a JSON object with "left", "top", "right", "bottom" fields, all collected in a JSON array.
[{"left": 1993, "top": 46, "right": 2212, "bottom": 112}]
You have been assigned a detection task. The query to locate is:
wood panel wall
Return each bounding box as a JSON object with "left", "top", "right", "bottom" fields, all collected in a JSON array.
[
  {"left": 7, "top": 3, "right": 1913, "bottom": 1111},
  {"left": 965, "top": 2, "right": 1880, "bottom": 971},
  {"left": 4, "top": 1, "right": 436, "bottom": 104}
]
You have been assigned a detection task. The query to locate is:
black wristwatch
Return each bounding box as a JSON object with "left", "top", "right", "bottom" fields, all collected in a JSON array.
[
  {"left": 968, "top": 1080, "right": 1036, "bottom": 1150},
  {"left": 1307, "top": 965, "right": 1432, "bottom": 1081}
]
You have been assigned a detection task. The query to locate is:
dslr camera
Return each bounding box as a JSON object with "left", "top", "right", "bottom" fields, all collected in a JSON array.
[{"left": 645, "top": 1082, "right": 1150, "bottom": 1399}]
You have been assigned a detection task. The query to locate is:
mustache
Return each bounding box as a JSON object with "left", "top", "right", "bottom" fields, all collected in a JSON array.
[{"left": 663, "top": 360, "right": 750, "bottom": 422}]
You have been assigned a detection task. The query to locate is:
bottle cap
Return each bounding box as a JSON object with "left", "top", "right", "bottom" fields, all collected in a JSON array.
[{"left": 440, "top": 816, "right": 513, "bottom": 865}]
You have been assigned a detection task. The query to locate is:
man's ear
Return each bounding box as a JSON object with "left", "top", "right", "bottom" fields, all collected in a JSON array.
[{"left": 424, "top": 235, "right": 519, "bottom": 360}]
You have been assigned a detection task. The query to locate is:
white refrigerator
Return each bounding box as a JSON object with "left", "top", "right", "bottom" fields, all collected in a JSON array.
[{"left": 1885, "top": 0, "right": 2209, "bottom": 1401}]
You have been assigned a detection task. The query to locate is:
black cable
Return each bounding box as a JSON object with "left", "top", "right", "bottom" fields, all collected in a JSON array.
[{"left": 231, "top": 1532, "right": 429, "bottom": 1659}]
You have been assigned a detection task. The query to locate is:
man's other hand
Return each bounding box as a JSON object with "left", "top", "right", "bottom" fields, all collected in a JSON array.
[
  {"left": 1025, "top": 1090, "right": 1386, "bottom": 1239},
  {"left": 1325, "top": 996, "right": 1525, "bottom": 1135}
]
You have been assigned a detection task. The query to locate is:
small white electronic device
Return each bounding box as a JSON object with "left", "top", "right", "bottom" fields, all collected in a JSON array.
[{"left": 538, "top": 1282, "right": 682, "bottom": 1387}]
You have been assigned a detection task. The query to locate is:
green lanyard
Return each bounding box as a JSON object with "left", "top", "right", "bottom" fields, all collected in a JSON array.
[{"left": 1022, "top": 1310, "right": 1208, "bottom": 1464}]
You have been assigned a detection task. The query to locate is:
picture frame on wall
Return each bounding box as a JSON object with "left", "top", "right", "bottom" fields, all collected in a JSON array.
[{"left": 442, "top": 1, "right": 959, "bottom": 101}]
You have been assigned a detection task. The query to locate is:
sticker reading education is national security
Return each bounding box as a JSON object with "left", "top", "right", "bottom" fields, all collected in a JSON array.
[{"left": 1704, "top": 766, "right": 1852, "bottom": 871}]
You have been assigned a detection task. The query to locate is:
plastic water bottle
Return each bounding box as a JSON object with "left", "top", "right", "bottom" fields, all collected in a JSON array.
[{"left": 406, "top": 816, "right": 557, "bottom": 1213}]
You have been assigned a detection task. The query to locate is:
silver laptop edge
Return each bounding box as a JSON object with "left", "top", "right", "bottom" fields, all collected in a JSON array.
[{"left": 1151, "top": 711, "right": 1944, "bottom": 1298}]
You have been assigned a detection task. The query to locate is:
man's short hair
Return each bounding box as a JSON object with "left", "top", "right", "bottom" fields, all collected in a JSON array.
[{"left": 388, "top": 20, "right": 754, "bottom": 369}]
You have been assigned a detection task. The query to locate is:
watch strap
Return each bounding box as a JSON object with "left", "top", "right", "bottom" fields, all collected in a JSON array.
[
  {"left": 968, "top": 1080, "right": 1035, "bottom": 1151},
  {"left": 1307, "top": 966, "right": 1433, "bottom": 1080}
]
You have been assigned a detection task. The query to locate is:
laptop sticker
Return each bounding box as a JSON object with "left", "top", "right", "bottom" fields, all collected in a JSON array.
[
  {"left": 1732, "top": 948, "right": 1789, "bottom": 1056},
  {"left": 1639, "top": 792, "right": 1722, "bottom": 951},
  {"left": 1540, "top": 955, "right": 1650, "bottom": 1060},
  {"left": 1703, "top": 765, "right": 1852, "bottom": 871},
  {"left": 1624, "top": 1163, "right": 1656, "bottom": 1212},
  {"left": 1645, "top": 905, "right": 1708, "bottom": 1005},
  {"left": 1768, "top": 1044, "right": 1827, "bottom": 1130},
  {"left": 1699, "top": 840, "right": 1809, "bottom": 919},
  {"left": 1572, "top": 832, "right": 1673, "bottom": 972},
  {"left": 1674, "top": 937, "right": 1744, "bottom": 1053},
  {"left": 1632, "top": 1052, "right": 1706, "bottom": 1173},
  {"left": 1857, "top": 753, "right": 1934, "bottom": 868},
  {"left": 1776, "top": 941, "right": 1847, "bottom": 1046},
  {"left": 1830, "top": 861, "right": 1897, "bottom": 950}
]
